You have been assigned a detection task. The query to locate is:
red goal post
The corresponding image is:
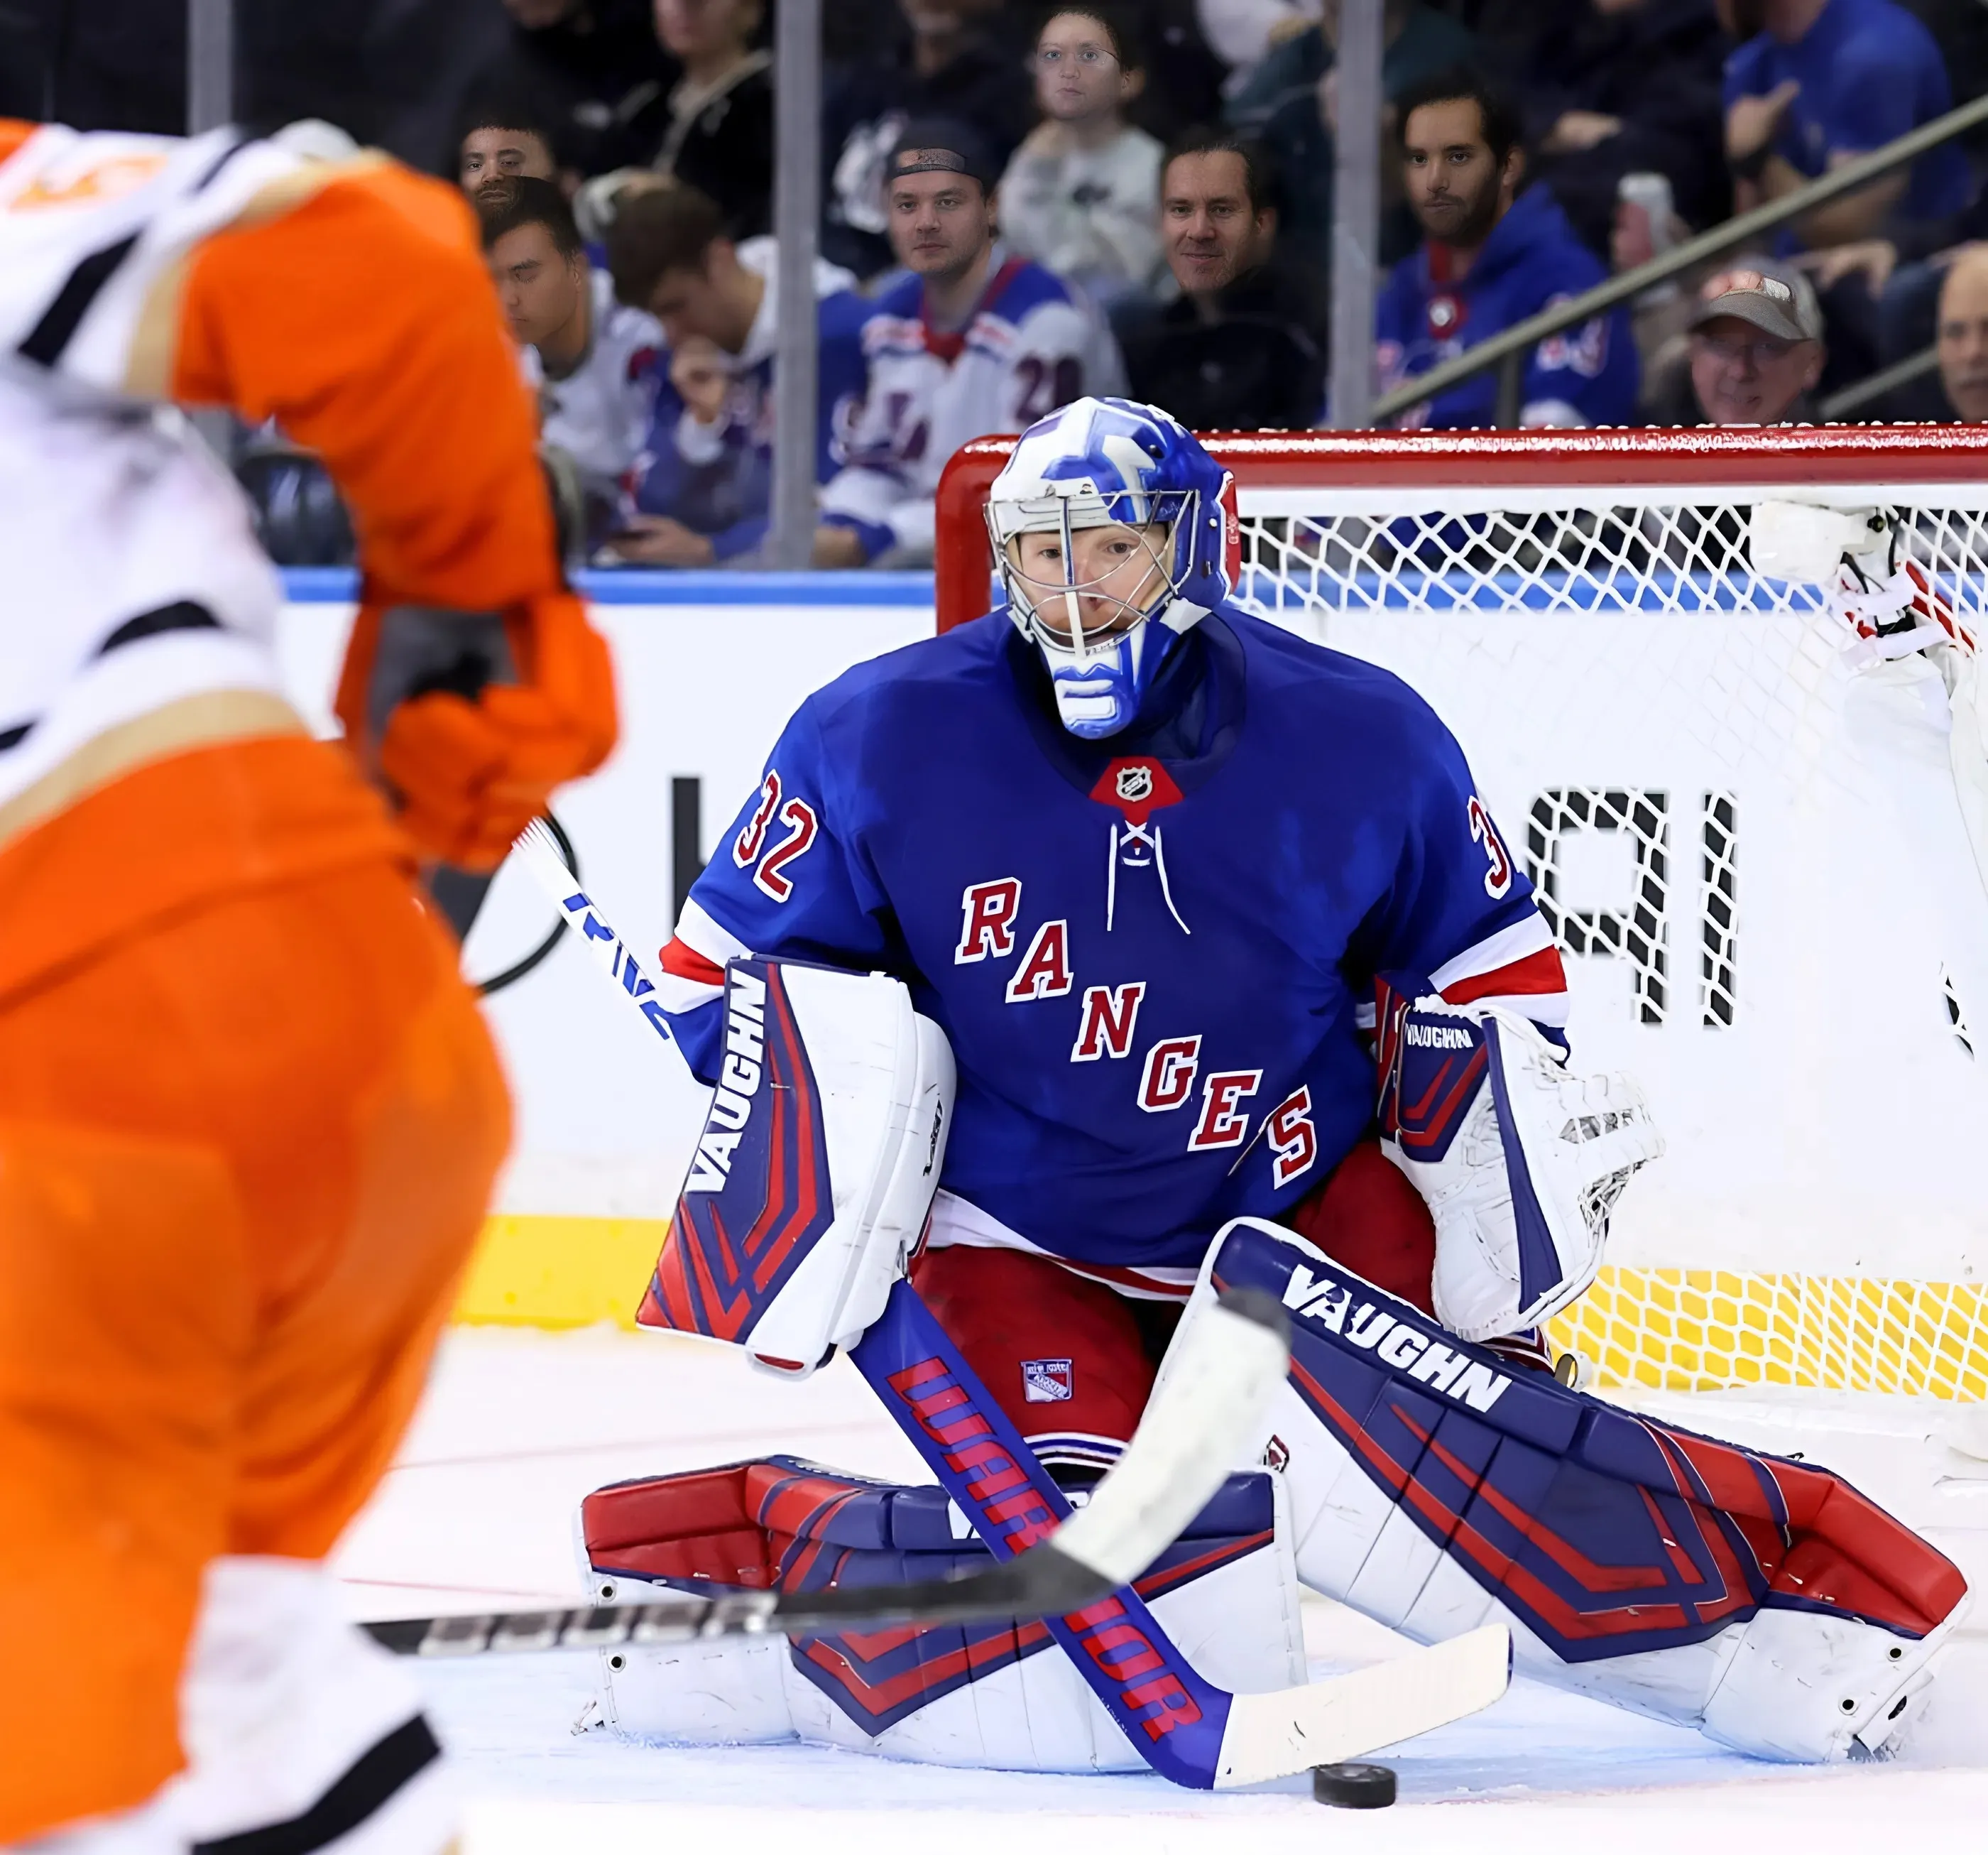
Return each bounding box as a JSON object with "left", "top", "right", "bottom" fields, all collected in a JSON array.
[{"left": 934, "top": 424, "right": 1988, "bottom": 1405}]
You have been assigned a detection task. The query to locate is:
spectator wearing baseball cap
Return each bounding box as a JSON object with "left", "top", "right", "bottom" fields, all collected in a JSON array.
[
  {"left": 1642, "top": 260, "right": 1825, "bottom": 426},
  {"left": 816, "top": 116, "right": 1123, "bottom": 565},
  {"left": 886, "top": 119, "right": 1005, "bottom": 198},
  {"left": 1682, "top": 262, "right": 1826, "bottom": 424}
]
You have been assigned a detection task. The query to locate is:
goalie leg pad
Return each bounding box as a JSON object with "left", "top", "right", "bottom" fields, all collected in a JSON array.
[
  {"left": 638, "top": 958, "right": 955, "bottom": 1376},
  {"left": 577, "top": 1456, "right": 1304, "bottom": 1773},
  {"left": 1182, "top": 1217, "right": 1970, "bottom": 1763},
  {"left": 1378, "top": 993, "right": 1662, "bottom": 1342}
]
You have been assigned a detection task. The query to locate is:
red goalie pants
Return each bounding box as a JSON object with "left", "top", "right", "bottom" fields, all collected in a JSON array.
[
  {"left": 0, "top": 744, "right": 510, "bottom": 1842},
  {"left": 910, "top": 1140, "right": 1436, "bottom": 1470}
]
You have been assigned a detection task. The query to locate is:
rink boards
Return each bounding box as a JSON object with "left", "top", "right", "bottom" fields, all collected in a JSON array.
[
  {"left": 276, "top": 572, "right": 931, "bottom": 1332},
  {"left": 275, "top": 570, "right": 1988, "bottom": 1396}
]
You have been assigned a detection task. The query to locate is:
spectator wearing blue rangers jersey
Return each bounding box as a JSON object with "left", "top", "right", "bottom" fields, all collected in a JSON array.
[
  {"left": 603, "top": 183, "right": 874, "bottom": 567},
  {"left": 817, "top": 120, "right": 1124, "bottom": 568},
  {"left": 1375, "top": 67, "right": 1637, "bottom": 429},
  {"left": 1722, "top": 0, "right": 1973, "bottom": 256}
]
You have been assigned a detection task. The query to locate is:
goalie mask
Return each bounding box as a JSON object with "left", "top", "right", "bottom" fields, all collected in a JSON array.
[{"left": 987, "top": 398, "right": 1231, "bottom": 739}]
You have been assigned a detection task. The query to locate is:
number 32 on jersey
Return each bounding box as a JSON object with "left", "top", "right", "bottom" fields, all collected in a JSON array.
[{"left": 733, "top": 771, "right": 820, "bottom": 903}]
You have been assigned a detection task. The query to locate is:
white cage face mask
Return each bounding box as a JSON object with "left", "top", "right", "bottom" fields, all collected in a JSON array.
[
  {"left": 1004, "top": 503, "right": 1177, "bottom": 656},
  {"left": 990, "top": 492, "right": 1199, "bottom": 738}
]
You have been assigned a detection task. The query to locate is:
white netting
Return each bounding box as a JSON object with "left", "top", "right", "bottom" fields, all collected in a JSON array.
[
  {"left": 1230, "top": 482, "right": 1988, "bottom": 1398},
  {"left": 1235, "top": 495, "right": 1988, "bottom": 623}
]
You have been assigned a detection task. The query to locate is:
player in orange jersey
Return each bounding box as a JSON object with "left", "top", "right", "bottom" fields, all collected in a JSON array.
[{"left": 0, "top": 119, "right": 616, "bottom": 1852}]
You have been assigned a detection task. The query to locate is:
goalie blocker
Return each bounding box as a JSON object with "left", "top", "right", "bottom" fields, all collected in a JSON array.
[{"left": 645, "top": 956, "right": 954, "bottom": 1377}]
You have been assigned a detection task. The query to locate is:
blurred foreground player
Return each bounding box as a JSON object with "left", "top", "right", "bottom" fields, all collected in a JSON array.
[
  {"left": 0, "top": 121, "right": 615, "bottom": 1850},
  {"left": 595, "top": 399, "right": 1966, "bottom": 1773}
]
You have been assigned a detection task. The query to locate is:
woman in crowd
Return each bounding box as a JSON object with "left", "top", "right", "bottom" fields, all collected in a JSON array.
[{"left": 998, "top": 6, "right": 1169, "bottom": 310}]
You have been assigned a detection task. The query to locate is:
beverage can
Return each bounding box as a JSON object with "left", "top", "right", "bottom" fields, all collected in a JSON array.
[
  {"left": 1617, "top": 172, "right": 1679, "bottom": 305},
  {"left": 1618, "top": 172, "right": 1676, "bottom": 255}
]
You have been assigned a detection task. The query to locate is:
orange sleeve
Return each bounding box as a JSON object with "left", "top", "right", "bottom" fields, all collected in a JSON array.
[{"left": 169, "top": 163, "right": 556, "bottom": 612}]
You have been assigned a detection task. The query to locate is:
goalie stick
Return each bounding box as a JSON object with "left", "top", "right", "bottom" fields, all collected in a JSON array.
[
  {"left": 364, "top": 1283, "right": 1288, "bottom": 1657},
  {"left": 504, "top": 817, "right": 1513, "bottom": 1788}
]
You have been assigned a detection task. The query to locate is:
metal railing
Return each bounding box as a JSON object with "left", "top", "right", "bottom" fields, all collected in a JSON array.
[
  {"left": 1818, "top": 343, "right": 1942, "bottom": 420},
  {"left": 1368, "top": 89, "right": 1988, "bottom": 428}
]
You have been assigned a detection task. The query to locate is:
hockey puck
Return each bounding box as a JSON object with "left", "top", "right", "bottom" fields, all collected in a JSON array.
[{"left": 1312, "top": 1761, "right": 1397, "bottom": 1808}]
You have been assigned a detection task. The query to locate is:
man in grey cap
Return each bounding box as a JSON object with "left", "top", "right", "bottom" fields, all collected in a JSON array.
[{"left": 1685, "top": 261, "right": 1826, "bottom": 425}]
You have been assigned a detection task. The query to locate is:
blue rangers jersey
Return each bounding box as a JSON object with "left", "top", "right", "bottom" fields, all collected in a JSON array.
[
  {"left": 654, "top": 609, "right": 1567, "bottom": 1295},
  {"left": 1376, "top": 183, "right": 1637, "bottom": 430}
]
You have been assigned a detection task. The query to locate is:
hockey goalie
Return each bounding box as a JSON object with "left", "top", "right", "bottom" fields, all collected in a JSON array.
[
  {"left": 581, "top": 400, "right": 1968, "bottom": 1780},
  {"left": 0, "top": 121, "right": 614, "bottom": 1851}
]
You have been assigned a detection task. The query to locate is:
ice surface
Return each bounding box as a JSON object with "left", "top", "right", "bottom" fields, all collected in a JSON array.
[{"left": 330, "top": 1327, "right": 1988, "bottom": 1851}]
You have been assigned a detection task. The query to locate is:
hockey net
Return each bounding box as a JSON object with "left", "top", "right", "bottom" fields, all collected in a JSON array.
[{"left": 936, "top": 428, "right": 1988, "bottom": 1403}]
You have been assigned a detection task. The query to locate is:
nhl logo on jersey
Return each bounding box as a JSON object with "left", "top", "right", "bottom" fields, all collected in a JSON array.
[
  {"left": 1022, "top": 1357, "right": 1074, "bottom": 1403},
  {"left": 1115, "top": 764, "right": 1154, "bottom": 805},
  {"left": 1090, "top": 756, "right": 1182, "bottom": 825}
]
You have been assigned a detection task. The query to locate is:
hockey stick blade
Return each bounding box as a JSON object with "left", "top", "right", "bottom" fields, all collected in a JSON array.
[
  {"left": 361, "top": 1288, "right": 1291, "bottom": 1658},
  {"left": 1213, "top": 1623, "right": 1511, "bottom": 1789}
]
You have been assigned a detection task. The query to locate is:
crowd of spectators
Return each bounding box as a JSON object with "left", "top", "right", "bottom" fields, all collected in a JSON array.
[{"left": 85, "top": 0, "right": 1988, "bottom": 568}]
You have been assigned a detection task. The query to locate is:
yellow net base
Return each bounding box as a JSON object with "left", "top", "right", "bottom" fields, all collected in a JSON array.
[{"left": 1546, "top": 1267, "right": 1988, "bottom": 1400}]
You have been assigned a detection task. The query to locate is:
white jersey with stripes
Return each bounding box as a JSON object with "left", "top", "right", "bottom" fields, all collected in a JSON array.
[{"left": 0, "top": 124, "right": 305, "bottom": 812}]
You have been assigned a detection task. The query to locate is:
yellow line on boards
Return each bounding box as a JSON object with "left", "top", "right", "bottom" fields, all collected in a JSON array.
[{"left": 451, "top": 1214, "right": 667, "bottom": 1330}]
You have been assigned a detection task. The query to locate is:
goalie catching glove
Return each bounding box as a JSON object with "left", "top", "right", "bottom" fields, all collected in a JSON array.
[
  {"left": 335, "top": 589, "right": 616, "bottom": 872},
  {"left": 1377, "top": 992, "right": 1662, "bottom": 1342}
]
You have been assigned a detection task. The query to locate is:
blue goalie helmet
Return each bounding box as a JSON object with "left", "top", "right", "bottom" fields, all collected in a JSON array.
[{"left": 985, "top": 398, "right": 1230, "bottom": 739}]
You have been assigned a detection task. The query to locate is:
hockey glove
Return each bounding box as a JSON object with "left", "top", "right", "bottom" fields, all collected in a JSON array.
[
  {"left": 1378, "top": 994, "right": 1662, "bottom": 1342},
  {"left": 335, "top": 588, "right": 617, "bottom": 871}
]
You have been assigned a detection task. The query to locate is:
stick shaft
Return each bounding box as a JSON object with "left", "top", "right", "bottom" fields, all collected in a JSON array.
[
  {"left": 512, "top": 820, "right": 675, "bottom": 1047},
  {"left": 363, "top": 1547, "right": 1107, "bottom": 1658}
]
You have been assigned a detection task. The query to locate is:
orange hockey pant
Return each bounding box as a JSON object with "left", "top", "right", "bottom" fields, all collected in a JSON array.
[{"left": 0, "top": 857, "right": 509, "bottom": 1843}]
